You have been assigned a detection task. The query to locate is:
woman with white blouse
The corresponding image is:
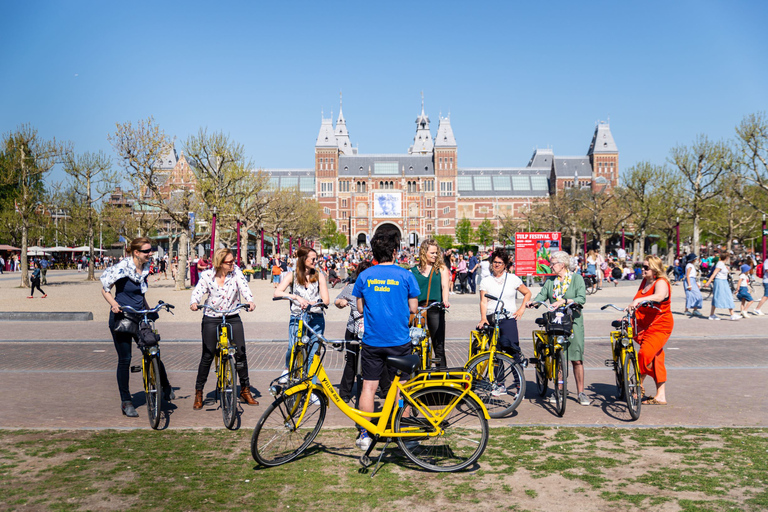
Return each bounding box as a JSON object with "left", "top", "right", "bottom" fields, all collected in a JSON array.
[{"left": 190, "top": 248, "right": 257, "bottom": 409}]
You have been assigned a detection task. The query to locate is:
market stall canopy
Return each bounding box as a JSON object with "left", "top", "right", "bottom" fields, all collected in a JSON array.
[
  {"left": 0, "top": 244, "right": 20, "bottom": 251},
  {"left": 26, "top": 250, "right": 49, "bottom": 256},
  {"left": 47, "top": 246, "right": 74, "bottom": 252},
  {"left": 71, "top": 246, "right": 105, "bottom": 252}
]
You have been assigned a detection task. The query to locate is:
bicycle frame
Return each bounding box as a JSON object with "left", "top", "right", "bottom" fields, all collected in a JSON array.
[
  {"left": 411, "top": 302, "right": 443, "bottom": 369},
  {"left": 467, "top": 296, "right": 515, "bottom": 381},
  {"left": 531, "top": 330, "right": 569, "bottom": 380}
]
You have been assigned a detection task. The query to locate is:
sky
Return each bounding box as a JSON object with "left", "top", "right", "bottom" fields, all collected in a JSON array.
[{"left": 1, "top": 1, "right": 767, "bottom": 183}]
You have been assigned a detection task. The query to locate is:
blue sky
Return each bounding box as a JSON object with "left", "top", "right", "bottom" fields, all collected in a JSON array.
[{"left": 1, "top": 1, "right": 766, "bottom": 183}]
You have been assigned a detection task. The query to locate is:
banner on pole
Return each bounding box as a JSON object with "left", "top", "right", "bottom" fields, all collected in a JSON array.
[{"left": 514, "top": 232, "right": 562, "bottom": 276}]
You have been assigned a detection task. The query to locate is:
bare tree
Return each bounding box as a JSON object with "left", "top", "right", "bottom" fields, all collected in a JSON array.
[
  {"left": 734, "top": 111, "right": 768, "bottom": 215},
  {"left": 0, "top": 125, "right": 70, "bottom": 287},
  {"left": 669, "top": 135, "right": 730, "bottom": 257},
  {"left": 63, "top": 151, "right": 118, "bottom": 280},
  {"left": 231, "top": 169, "right": 271, "bottom": 263},
  {"left": 109, "top": 117, "right": 196, "bottom": 290}
]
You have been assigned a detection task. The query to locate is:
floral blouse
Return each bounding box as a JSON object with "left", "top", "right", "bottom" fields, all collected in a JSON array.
[
  {"left": 190, "top": 265, "right": 254, "bottom": 317},
  {"left": 100, "top": 257, "right": 150, "bottom": 294}
]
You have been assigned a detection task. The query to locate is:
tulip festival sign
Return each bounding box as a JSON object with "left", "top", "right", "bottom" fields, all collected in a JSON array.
[{"left": 514, "top": 232, "right": 562, "bottom": 276}]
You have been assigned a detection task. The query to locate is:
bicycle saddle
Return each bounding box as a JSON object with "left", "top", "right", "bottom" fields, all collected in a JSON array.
[
  {"left": 535, "top": 318, "right": 547, "bottom": 326},
  {"left": 611, "top": 320, "right": 623, "bottom": 329},
  {"left": 387, "top": 354, "right": 421, "bottom": 374}
]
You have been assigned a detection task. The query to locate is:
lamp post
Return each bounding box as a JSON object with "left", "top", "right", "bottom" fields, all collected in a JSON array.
[
  {"left": 210, "top": 206, "right": 217, "bottom": 261},
  {"left": 260, "top": 227, "right": 265, "bottom": 260},
  {"left": 583, "top": 232, "right": 587, "bottom": 256},
  {"left": 289, "top": 236, "right": 293, "bottom": 256},
  {"left": 236, "top": 219, "right": 242, "bottom": 267},
  {"left": 276, "top": 227, "right": 281, "bottom": 256},
  {"left": 762, "top": 213, "right": 766, "bottom": 263},
  {"left": 676, "top": 216, "right": 680, "bottom": 259},
  {"left": 621, "top": 225, "right": 625, "bottom": 251}
]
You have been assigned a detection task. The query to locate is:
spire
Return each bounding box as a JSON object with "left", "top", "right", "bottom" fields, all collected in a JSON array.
[
  {"left": 315, "top": 113, "right": 337, "bottom": 148},
  {"left": 335, "top": 92, "right": 353, "bottom": 154},
  {"left": 409, "top": 92, "right": 433, "bottom": 154},
  {"left": 435, "top": 115, "right": 456, "bottom": 148},
  {"left": 588, "top": 121, "right": 618, "bottom": 154}
]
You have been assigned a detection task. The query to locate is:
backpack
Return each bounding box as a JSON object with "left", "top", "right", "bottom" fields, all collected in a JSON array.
[{"left": 757, "top": 263, "right": 764, "bottom": 279}]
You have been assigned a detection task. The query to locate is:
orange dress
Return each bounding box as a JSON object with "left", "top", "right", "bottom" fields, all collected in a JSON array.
[{"left": 634, "top": 278, "right": 674, "bottom": 383}]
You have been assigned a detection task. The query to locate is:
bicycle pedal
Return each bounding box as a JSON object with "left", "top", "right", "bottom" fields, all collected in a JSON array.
[
  {"left": 130, "top": 366, "right": 141, "bottom": 373},
  {"left": 235, "top": 362, "right": 246, "bottom": 370},
  {"left": 604, "top": 359, "right": 616, "bottom": 368},
  {"left": 528, "top": 357, "right": 539, "bottom": 365}
]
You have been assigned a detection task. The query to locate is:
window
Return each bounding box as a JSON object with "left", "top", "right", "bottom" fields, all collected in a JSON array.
[
  {"left": 374, "top": 162, "right": 398, "bottom": 175},
  {"left": 474, "top": 176, "right": 492, "bottom": 191},
  {"left": 439, "top": 157, "right": 443, "bottom": 170},
  {"left": 300, "top": 177, "right": 315, "bottom": 192},
  {"left": 426, "top": 211, "right": 432, "bottom": 218},
  {"left": 320, "top": 182, "right": 334, "bottom": 197},
  {"left": 424, "top": 180, "right": 434, "bottom": 192},
  {"left": 531, "top": 176, "right": 549, "bottom": 190},
  {"left": 457, "top": 176, "right": 473, "bottom": 191},
  {"left": 511, "top": 176, "right": 531, "bottom": 190},
  {"left": 493, "top": 176, "right": 511, "bottom": 190},
  {"left": 443, "top": 219, "right": 450, "bottom": 226},
  {"left": 427, "top": 223, "right": 432, "bottom": 231},
  {"left": 356, "top": 181, "right": 367, "bottom": 193},
  {"left": 341, "top": 198, "right": 347, "bottom": 207},
  {"left": 341, "top": 211, "right": 347, "bottom": 219},
  {"left": 426, "top": 198, "right": 432, "bottom": 207},
  {"left": 330, "top": 159, "right": 334, "bottom": 170},
  {"left": 440, "top": 181, "right": 453, "bottom": 196},
  {"left": 323, "top": 207, "right": 331, "bottom": 215},
  {"left": 281, "top": 176, "right": 298, "bottom": 189},
  {"left": 443, "top": 206, "right": 450, "bottom": 214},
  {"left": 407, "top": 181, "right": 418, "bottom": 193},
  {"left": 449, "top": 157, "right": 453, "bottom": 169}
]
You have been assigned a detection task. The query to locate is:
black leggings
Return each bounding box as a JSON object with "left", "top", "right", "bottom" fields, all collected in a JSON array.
[
  {"left": 110, "top": 325, "right": 170, "bottom": 403},
  {"left": 424, "top": 302, "right": 447, "bottom": 368},
  {"left": 30, "top": 278, "right": 45, "bottom": 296},
  {"left": 196, "top": 315, "right": 250, "bottom": 391},
  {"left": 338, "top": 328, "right": 361, "bottom": 398}
]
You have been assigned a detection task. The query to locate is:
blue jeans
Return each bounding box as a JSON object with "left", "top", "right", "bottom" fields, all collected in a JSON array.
[{"left": 285, "top": 312, "right": 325, "bottom": 370}]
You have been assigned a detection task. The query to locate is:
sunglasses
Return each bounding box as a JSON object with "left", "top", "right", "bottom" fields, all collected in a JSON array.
[
  {"left": 137, "top": 249, "right": 153, "bottom": 254},
  {"left": 222, "top": 260, "right": 235, "bottom": 265},
  {"left": 492, "top": 261, "right": 505, "bottom": 266},
  {"left": 642, "top": 265, "right": 650, "bottom": 270}
]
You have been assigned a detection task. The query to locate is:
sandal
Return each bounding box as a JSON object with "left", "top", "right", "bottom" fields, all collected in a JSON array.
[{"left": 642, "top": 397, "right": 667, "bottom": 405}]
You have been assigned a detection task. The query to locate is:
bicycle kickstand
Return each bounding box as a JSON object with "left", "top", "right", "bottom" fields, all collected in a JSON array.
[{"left": 368, "top": 439, "right": 391, "bottom": 479}]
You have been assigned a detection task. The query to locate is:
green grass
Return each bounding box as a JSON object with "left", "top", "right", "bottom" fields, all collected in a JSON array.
[{"left": 0, "top": 427, "right": 766, "bottom": 511}]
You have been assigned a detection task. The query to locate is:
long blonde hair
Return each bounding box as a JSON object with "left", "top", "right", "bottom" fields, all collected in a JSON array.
[
  {"left": 418, "top": 239, "right": 445, "bottom": 273},
  {"left": 644, "top": 255, "right": 670, "bottom": 287}
]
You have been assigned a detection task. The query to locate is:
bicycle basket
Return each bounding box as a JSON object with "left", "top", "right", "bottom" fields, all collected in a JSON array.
[
  {"left": 137, "top": 322, "right": 160, "bottom": 348},
  {"left": 543, "top": 310, "right": 573, "bottom": 336}
]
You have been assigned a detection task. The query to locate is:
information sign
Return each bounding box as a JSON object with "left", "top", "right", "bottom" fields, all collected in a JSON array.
[{"left": 514, "top": 232, "right": 562, "bottom": 275}]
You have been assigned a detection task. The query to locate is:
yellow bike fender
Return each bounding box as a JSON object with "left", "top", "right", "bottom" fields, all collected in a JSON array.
[
  {"left": 282, "top": 381, "right": 312, "bottom": 397},
  {"left": 466, "top": 389, "right": 491, "bottom": 420}
]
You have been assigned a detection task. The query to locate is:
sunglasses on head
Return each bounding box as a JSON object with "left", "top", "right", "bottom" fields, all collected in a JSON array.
[{"left": 137, "top": 249, "right": 153, "bottom": 254}]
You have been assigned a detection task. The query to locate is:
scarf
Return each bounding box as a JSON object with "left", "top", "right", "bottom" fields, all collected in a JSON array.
[{"left": 553, "top": 271, "right": 572, "bottom": 301}]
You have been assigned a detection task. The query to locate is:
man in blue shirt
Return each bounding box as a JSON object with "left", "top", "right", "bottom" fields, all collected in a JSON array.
[
  {"left": 40, "top": 257, "right": 50, "bottom": 285},
  {"left": 467, "top": 251, "right": 479, "bottom": 294},
  {"left": 352, "top": 231, "right": 419, "bottom": 450}
]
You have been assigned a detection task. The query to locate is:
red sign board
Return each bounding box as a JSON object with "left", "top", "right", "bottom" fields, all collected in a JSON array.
[{"left": 514, "top": 232, "right": 562, "bottom": 276}]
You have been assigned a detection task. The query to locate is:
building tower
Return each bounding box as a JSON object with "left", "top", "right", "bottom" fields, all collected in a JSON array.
[
  {"left": 409, "top": 94, "right": 434, "bottom": 155},
  {"left": 434, "top": 114, "right": 457, "bottom": 235},
  {"left": 315, "top": 113, "right": 339, "bottom": 221},
  {"left": 335, "top": 93, "right": 354, "bottom": 156},
  {"left": 588, "top": 121, "right": 619, "bottom": 191}
]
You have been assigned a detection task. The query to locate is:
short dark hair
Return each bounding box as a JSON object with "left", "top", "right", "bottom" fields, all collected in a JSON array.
[
  {"left": 490, "top": 248, "right": 510, "bottom": 268},
  {"left": 371, "top": 232, "right": 399, "bottom": 263}
]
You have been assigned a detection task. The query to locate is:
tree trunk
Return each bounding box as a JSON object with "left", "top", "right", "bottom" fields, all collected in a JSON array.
[
  {"left": 570, "top": 231, "right": 577, "bottom": 257},
  {"left": 87, "top": 221, "right": 95, "bottom": 281},
  {"left": 175, "top": 229, "right": 189, "bottom": 291},
  {"left": 20, "top": 225, "right": 30, "bottom": 288},
  {"left": 599, "top": 233, "right": 607, "bottom": 258},
  {"left": 692, "top": 214, "right": 701, "bottom": 257},
  {"left": 667, "top": 233, "right": 675, "bottom": 266},
  {"left": 239, "top": 224, "right": 248, "bottom": 267}
]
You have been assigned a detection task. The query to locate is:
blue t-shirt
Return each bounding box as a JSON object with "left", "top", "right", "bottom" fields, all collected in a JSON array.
[
  {"left": 352, "top": 264, "right": 420, "bottom": 348},
  {"left": 468, "top": 256, "right": 478, "bottom": 274}
]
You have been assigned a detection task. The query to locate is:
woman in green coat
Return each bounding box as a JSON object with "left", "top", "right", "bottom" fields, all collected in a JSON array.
[{"left": 531, "top": 250, "right": 590, "bottom": 406}]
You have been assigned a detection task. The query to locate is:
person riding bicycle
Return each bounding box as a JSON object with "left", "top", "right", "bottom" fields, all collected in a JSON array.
[
  {"left": 629, "top": 255, "right": 673, "bottom": 405},
  {"left": 352, "top": 230, "right": 420, "bottom": 450},
  {"left": 273, "top": 246, "right": 330, "bottom": 384},
  {"left": 190, "top": 248, "right": 258, "bottom": 409},
  {"left": 101, "top": 237, "right": 174, "bottom": 418},
  {"left": 530, "top": 250, "right": 589, "bottom": 406},
  {"left": 477, "top": 248, "right": 531, "bottom": 366},
  {"left": 410, "top": 239, "right": 452, "bottom": 368}
]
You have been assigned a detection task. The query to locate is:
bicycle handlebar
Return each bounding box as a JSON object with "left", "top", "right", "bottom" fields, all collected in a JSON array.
[
  {"left": 418, "top": 301, "right": 446, "bottom": 312},
  {"left": 272, "top": 296, "right": 329, "bottom": 310},
  {"left": 601, "top": 301, "right": 661, "bottom": 312},
  {"left": 528, "top": 300, "right": 583, "bottom": 312},
  {"left": 122, "top": 301, "right": 175, "bottom": 316},
  {"left": 195, "top": 303, "right": 251, "bottom": 315}
]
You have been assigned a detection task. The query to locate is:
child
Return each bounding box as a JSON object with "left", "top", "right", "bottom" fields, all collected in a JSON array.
[{"left": 736, "top": 263, "right": 755, "bottom": 318}]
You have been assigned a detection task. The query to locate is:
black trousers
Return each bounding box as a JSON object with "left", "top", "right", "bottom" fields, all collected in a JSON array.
[
  {"left": 423, "top": 301, "right": 447, "bottom": 368},
  {"left": 196, "top": 315, "right": 250, "bottom": 391},
  {"left": 338, "top": 328, "right": 361, "bottom": 399},
  {"left": 30, "top": 277, "right": 45, "bottom": 296},
  {"left": 458, "top": 272, "right": 468, "bottom": 293}
]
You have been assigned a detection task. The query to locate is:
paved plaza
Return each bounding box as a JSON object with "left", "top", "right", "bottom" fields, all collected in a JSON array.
[{"left": 1, "top": 269, "right": 766, "bottom": 430}]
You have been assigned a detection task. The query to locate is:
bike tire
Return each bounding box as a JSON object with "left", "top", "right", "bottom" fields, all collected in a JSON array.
[
  {"left": 221, "top": 355, "right": 238, "bottom": 430},
  {"left": 553, "top": 349, "right": 567, "bottom": 417},
  {"left": 250, "top": 389, "right": 326, "bottom": 467},
  {"left": 614, "top": 344, "right": 625, "bottom": 400},
  {"left": 465, "top": 352, "right": 526, "bottom": 418},
  {"left": 146, "top": 356, "right": 161, "bottom": 429},
  {"left": 535, "top": 342, "right": 548, "bottom": 397},
  {"left": 394, "top": 387, "right": 488, "bottom": 472},
  {"left": 623, "top": 351, "right": 642, "bottom": 421},
  {"left": 289, "top": 345, "right": 308, "bottom": 383}
]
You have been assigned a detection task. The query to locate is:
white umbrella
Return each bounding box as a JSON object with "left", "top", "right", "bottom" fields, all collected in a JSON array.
[
  {"left": 72, "top": 246, "right": 105, "bottom": 252},
  {"left": 47, "top": 246, "right": 74, "bottom": 252},
  {"left": 27, "top": 250, "right": 49, "bottom": 256}
]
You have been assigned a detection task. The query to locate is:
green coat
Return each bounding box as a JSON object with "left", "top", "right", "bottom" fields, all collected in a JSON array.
[{"left": 534, "top": 273, "right": 587, "bottom": 361}]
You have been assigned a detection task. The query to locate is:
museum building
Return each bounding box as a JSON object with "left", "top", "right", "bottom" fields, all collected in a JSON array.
[{"left": 264, "top": 100, "right": 619, "bottom": 246}]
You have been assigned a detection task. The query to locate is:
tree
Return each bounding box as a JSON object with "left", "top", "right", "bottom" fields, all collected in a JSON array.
[
  {"left": 63, "top": 151, "right": 118, "bottom": 280},
  {"left": 0, "top": 125, "right": 70, "bottom": 287},
  {"left": 230, "top": 169, "right": 272, "bottom": 263},
  {"left": 734, "top": 111, "right": 768, "bottom": 216},
  {"left": 109, "top": 117, "right": 196, "bottom": 290},
  {"left": 432, "top": 233, "right": 454, "bottom": 251},
  {"left": 669, "top": 135, "right": 731, "bottom": 257},
  {"left": 475, "top": 217, "right": 495, "bottom": 249},
  {"left": 319, "top": 218, "right": 346, "bottom": 249},
  {"left": 455, "top": 217, "right": 474, "bottom": 248}
]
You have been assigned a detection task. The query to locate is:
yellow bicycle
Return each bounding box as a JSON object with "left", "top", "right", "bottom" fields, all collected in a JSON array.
[
  {"left": 601, "top": 301, "right": 659, "bottom": 421},
  {"left": 528, "top": 301, "right": 582, "bottom": 417},
  {"left": 464, "top": 293, "right": 526, "bottom": 418},
  {"left": 196, "top": 303, "right": 250, "bottom": 429},
  {"left": 273, "top": 297, "right": 325, "bottom": 385},
  {"left": 409, "top": 301, "right": 447, "bottom": 370},
  {"left": 251, "top": 308, "right": 490, "bottom": 474}
]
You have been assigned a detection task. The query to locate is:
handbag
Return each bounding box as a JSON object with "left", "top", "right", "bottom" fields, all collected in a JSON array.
[
  {"left": 113, "top": 311, "right": 140, "bottom": 336},
  {"left": 410, "top": 266, "right": 435, "bottom": 327},
  {"left": 543, "top": 309, "right": 574, "bottom": 336}
]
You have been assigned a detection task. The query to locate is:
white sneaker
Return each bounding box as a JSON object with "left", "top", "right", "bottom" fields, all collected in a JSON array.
[
  {"left": 309, "top": 394, "right": 320, "bottom": 405},
  {"left": 355, "top": 435, "right": 372, "bottom": 450},
  {"left": 754, "top": 310, "right": 765, "bottom": 316},
  {"left": 730, "top": 314, "right": 741, "bottom": 321},
  {"left": 578, "top": 392, "right": 591, "bottom": 406},
  {"left": 277, "top": 370, "right": 289, "bottom": 384},
  {"left": 547, "top": 395, "right": 558, "bottom": 404},
  {"left": 491, "top": 384, "right": 507, "bottom": 397},
  {"left": 708, "top": 315, "right": 720, "bottom": 321},
  {"left": 741, "top": 311, "right": 750, "bottom": 319}
]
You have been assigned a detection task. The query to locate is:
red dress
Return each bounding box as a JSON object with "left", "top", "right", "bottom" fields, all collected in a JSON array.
[{"left": 634, "top": 278, "right": 674, "bottom": 383}]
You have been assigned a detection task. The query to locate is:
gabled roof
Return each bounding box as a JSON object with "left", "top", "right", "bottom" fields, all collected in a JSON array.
[
  {"left": 435, "top": 116, "right": 456, "bottom": 148},
  {"left": 588, "top": 122, "right": 618, "bottom": 154},
  {"left": 315, "top": 117, "right": 338, "bottom": 148},
  {"left": 155, "top": 146, "right": 178, "bottom": 171},
  {"left": 409, "top": 100, "right": 433, "bottom": 154},
  {"left": 338, "top": 154, "right": 434, "bottom": 176},
  {"left": 526, "top": 148, "right": 554, "bottom": 169},
  {"left": 553, "top": 157, "right": 593, "bottom": 177}
]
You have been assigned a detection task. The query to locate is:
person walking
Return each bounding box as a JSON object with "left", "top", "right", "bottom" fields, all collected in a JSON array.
[
  {"left": 753, "top": 256, "right": 768, "bottom": 315},
  {"left": 410, "top": 239, "right": 452, "bottom": 368},
  {"left": 100, "top": 237, "right": 174, "bottom": 418},
  {"left": 736, "top": 263, "right": 755, "bottom": 318},
  {"left": 456, "top": 254, "right": 468, "bottom": 294},
  {"left": 683, "top": 253, "right": 704, "bottom": 317},
  {"left": 705, "top": 252, "right": 740, "bottom": 320},
  {"left": 28, "top": 261, "right": 47, "bottom": 298},
  {"left": 40, "top": 257, "right": 49, "bottom": 285},
  {"left": 630, "top": 255, "right": 673, "bottom": 405},
  {"left": 530, "top": 251, "right": 590, "bottom": 406},
  {"left": 467, "top": 250, "right": 479, "bottom": 294},
  {"left": 190, "top": 248, "right": 258, "bottom": 409}
]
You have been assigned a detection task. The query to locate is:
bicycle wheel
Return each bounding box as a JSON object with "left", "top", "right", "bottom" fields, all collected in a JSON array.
[
  {"left": 394, "top": 387, "right": 488, "bottom": 472},
  {"left": 622, "top": 351, "right": 642, "bottom": 420},
  {"left": 146, "top": 356, "right": 161, "bottom": 429},
  {"left": 553, "top": 349, "right": 567, "bottom": 417},
  {"left": 614, "top": 346, "right": 625, "bottom": 400},
  {"left": 535, "top": 342, "right": 548, "bottom": 397},
  {"left": 221, "top": 355, "right": 238, "bottom": 430},
  {"left": 465, "top": 352, "right": 526, "bottom": 418},
  {"left": 251, "top": 389, "right": 326, "bottom": 467}
]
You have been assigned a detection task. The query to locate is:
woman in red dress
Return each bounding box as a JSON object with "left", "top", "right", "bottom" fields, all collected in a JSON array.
[{"left": 629, "top": 255, "right": 673, "bottom": 405}]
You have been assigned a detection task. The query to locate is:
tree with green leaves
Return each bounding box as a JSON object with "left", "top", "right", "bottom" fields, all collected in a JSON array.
[
  {"left": 63, "top": 151, "right": 118, "bottom": 280},
  {"left": 319, "top": 218, "right": 346, "bottom": 249},
  {"left": 1, "top": 125, "right": 70, "bottom": 287},
  {"left": 475, "top": 217, "right": 495, "bottom": 249},
  {"left": 432, "top": 233, "right": 454, "bottom": 251},
  {"left": 455, "top": 217, "right": 474, "bottom": 248}
]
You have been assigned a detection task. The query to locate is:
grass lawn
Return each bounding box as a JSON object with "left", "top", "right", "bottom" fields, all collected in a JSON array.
[{"left": 1, "top": 427, "right": 766, "bottom": 511}]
